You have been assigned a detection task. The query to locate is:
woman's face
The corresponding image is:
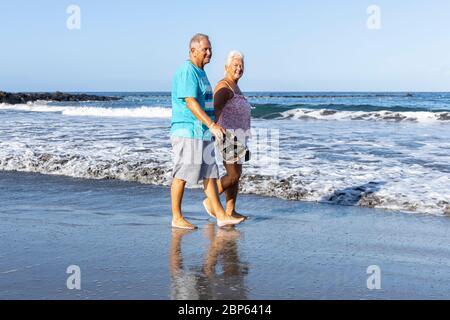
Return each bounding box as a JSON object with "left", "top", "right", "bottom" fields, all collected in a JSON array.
[{"left": 226, "top": 58, "right": 244, "bottom": 81}]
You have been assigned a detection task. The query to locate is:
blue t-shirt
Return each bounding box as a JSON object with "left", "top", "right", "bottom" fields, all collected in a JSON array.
[{"left": 171, "top": 60, "right": 214, "bottom": 141}]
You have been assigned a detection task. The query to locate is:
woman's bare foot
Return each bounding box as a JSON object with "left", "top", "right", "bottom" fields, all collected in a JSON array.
[
  {"left": 171, "top": 216, "right": 197, "bottom": 230},
  {"left": 203, "top": 199, "right": 244, "bottom": 227},
  {"left": 225, "top": 208, "right": 248, "bottom": 220},
  {"left": 229, "top": 211, "right": 248, "bottom": 220},
  {"left": 215, "top": 213, "right": 245, "bottom": 228}
]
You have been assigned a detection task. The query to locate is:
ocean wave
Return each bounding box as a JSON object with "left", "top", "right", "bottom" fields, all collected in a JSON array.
[
  {"left": 251, "top": 102, "right": 450, "bottom": 119},
  {"left": 252, "top": 102, "right": 450, "bottom": 112},
  {"left": 3, "top": 102, "right": 449, "bottom": 123},
  {"left": 0, "top": 150, "right": 449, "bottom": 216},
  {"left": 0, "top": 103, "right": 172, "bottom": 118},
  {"left": 247, "top": 93, "right": 412, "bottom": 99},
  {"left": 280, "top": 108, "right": 450, "bottom": 123}
]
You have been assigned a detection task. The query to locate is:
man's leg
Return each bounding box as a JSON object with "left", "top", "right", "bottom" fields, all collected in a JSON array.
[
  {"left": 205, "top": 163, "right": 243, "bottom": 217},
  {"left": 203, "top": 178, "right": 244, "bottom": 226},
  {"left": 171, "top": 177, "right": 196, "bottom": 229}
]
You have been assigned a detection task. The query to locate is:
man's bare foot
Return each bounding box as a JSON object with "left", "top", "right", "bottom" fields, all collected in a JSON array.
[
  {"left": 203, "top": 198, "right": 216, "bottom": 218},
  {"left": 171, "top": 216, "right": 197, "bottom": 230}
]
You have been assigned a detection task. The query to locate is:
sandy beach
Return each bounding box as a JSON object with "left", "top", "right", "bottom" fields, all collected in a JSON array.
[{"left": 1, "top": 170, "right": 449, "bottom": 300}]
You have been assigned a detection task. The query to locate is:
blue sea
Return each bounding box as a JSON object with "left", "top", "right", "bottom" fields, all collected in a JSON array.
[{"left": 1, "top": 92, "right": 449, "bottom": 215}]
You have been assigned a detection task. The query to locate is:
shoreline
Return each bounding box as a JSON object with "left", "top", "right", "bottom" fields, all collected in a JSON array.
[
  {"left": 0, "top": 167, "right": 446, "bottom": 218},
  {"left": 1, "top": 170, "right": 450, "bottom": 299}
]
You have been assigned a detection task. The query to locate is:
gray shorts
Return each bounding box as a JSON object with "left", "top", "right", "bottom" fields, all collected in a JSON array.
[{"left": 171, "top": 136, "right": 219, "bottom": 185}]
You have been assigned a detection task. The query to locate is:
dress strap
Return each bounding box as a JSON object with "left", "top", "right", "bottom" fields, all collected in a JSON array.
[{"left": 220, "top": 79, "right": 236, "bottom": 95}]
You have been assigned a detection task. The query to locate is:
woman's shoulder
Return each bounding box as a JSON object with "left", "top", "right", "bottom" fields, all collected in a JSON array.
[
  {"left": 215, "top": 79, "right": 232, "bottom": 89},
  {"left": 214, "top": 79, "right": 234, "bottom": 96}
]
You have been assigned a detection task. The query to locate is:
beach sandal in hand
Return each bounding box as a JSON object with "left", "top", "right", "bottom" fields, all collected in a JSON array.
[{"left": 215, "top": 130, "right": 250, "bottom": 164}]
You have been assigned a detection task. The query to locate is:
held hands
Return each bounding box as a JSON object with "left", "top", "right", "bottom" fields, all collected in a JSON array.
[{"left": 208, "top": 122, "right": 226, "bottom": 141}]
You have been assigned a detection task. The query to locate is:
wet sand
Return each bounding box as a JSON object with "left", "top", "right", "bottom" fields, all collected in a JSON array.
[{"left": 0, "top": 171, "right": 449, "bottom": 299}]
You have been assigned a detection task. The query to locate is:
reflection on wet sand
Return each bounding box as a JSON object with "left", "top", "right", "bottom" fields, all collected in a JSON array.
[{"left": 170, "top": 224, "right": 249, "bottom": 299}]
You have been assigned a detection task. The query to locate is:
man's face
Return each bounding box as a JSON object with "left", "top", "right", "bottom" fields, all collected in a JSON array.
[{"left": 193, "top": 39, "right": 212, "bottom": 65}]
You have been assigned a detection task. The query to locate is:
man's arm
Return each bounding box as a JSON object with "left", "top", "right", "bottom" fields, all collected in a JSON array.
[
  {"left": 185, "top": 97, "right": 225, "bottom": 139},
  {"left": 185, "top": 97, "right": 215, "bottom": 127}
]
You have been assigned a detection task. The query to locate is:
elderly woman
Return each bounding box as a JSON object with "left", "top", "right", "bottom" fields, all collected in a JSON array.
[{"left": 203, "top": 51, "right": 251, "bottom": 220}]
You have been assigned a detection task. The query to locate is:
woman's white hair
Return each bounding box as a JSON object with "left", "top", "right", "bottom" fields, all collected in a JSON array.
[{"left": 225, "top": 51, "right": 244, "bottom": 68}]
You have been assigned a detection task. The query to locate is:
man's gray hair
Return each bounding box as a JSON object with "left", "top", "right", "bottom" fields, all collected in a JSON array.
[
  {"left": 225, "top": 50, "right": 244, "bottom": 67},
  {"left": 189, "top": 33, "right": 210, "bottom": 49}
]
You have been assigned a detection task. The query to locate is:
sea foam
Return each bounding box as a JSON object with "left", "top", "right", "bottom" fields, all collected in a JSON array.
[
  {"left": 0, "top": 103, "right": 172, "bottom": 118},
  {"left": 281, "top": 108, "right": 450, "bottom": 123}
]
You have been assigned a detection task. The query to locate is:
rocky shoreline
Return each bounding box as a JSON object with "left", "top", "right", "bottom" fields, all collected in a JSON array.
[{"left": 0, "top": 91, "right": 121, "bottom": 104}]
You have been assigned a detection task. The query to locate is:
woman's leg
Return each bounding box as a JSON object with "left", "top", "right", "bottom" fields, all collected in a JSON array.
[
  {"left": 223, "top": 163, "right": 242, "bottom": 214},
  {"left": 203, "top": 178, "right": 243, "bottom": 225},
  {"left": 216, "top": 162, "right": 241, "bottom": 194},
  {"left": 204, "top": 162, "right": 242, "bottom": 216},
  {"left": 204, "top": 163, "right": 245, "bottom": 218}
]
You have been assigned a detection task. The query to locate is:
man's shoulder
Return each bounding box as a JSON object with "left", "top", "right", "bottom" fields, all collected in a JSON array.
[
  {"left": 174, "top": 61, "right": 198, "bottom": 83},
  {"left": 176, "top": 60, "right": 195, "bottom": 73}
]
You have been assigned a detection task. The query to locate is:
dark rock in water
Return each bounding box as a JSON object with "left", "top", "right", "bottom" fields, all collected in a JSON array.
[
  {"left": 382, "top": 112, "right": 407, "bottom": 122},
  {"left": 437, "top": 113, "right": 450, "bottom": 121},
  {"left": 358, "top": 193, "right": 383, "bottom": 208},
  {"left": 0, "top": 91, "right": 121, "bottom": 104},
  {"left": 320, "top": 110, "right": 337, "bottom": 116},
  {"left": 38, "top": 153, "right": 52, "bottom": 162},
  {"left": 445, "top": 205, "right": 450, "bottom": 215},
  {"left": 438, "top": 201, "right": 450, "bottom": 215},
  {"left": 239, "top": 174, "right": 309, "bottom": 201}
]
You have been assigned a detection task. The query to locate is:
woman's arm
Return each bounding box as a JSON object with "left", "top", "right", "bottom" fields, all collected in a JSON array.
[{"left": 213, "top": 82, "right": 233, "bottom": 122}]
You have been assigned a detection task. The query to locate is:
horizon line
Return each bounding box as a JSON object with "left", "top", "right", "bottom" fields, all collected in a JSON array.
[{"left": 2, "top": 90, "right": 450, "bottom": 94}]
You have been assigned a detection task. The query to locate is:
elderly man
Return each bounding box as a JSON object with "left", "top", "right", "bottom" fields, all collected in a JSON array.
[{"left": 170, "top": 34, "right": 245, "bottom": 229}]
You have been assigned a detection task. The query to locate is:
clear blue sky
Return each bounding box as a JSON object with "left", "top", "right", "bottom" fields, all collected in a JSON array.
[{"left": 1, "top": 0, "right": 449, "bottom": 92}]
